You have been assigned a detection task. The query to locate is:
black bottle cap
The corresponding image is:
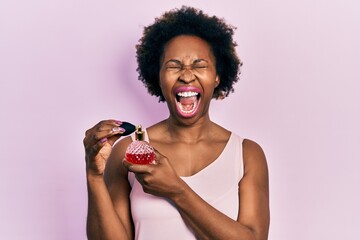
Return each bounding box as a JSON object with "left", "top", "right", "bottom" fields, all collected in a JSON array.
[{"left": 120, "top": 122, "right": 136, "bottom": 136}]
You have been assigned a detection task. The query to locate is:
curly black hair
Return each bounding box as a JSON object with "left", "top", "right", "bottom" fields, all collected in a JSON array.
[{"left": 136, "top": 6, "right": 242, "bottom": 102}]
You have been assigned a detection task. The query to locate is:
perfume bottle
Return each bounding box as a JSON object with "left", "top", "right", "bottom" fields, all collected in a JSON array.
[{"left": 125, "top": 125, "right": 155, "bottom": 164}]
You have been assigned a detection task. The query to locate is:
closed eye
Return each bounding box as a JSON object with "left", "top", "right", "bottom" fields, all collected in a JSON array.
[
  {"left": 192, "top": 59, "right": 208, "bottom": 70},
  {"left": 166, "top": 66, "right": 182, "bottom": 71},
  {"left": 193, "top": 65, "right": 208, "bottom": 69}
]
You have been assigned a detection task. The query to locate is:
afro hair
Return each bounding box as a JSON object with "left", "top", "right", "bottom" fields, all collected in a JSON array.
[{"left": 136, "top": 6, "right": 242, "bottom": 102}]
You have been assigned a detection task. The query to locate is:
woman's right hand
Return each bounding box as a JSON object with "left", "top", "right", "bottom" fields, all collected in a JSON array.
[{"left": 83, "top": 120, "right": 125, "bottom": 176}]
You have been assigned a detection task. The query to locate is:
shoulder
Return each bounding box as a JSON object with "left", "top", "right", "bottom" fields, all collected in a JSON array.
[
  {"left": 104, "top": 136, "right": 133, "bottom": 185},
  {"left": 112, "top": 135, "right": 133, "bottom": 155},
  {"left": 242, "top": 139, "right": 268, "bottom": 176},
  {"left": 242, "top": 139, "right": 266, "bottom": 160},
  {"left": 237, "top": 139, "right": 270, "bottom": 236}
]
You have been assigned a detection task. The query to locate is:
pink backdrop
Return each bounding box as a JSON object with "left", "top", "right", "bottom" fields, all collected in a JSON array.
[{"left": 1, "top": 0, "right": 359, "bottom": 239}]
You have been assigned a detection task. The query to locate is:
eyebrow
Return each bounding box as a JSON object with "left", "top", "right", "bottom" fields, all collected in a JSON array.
[
  {"left": 165, "top": 59, "right": 182, "bottom": 65},
  {"left": 164, "top": 59, "right": 209, "bottom": 65},
  {"left": 193, "top": 59, "right": 208, "bottom": 64}
]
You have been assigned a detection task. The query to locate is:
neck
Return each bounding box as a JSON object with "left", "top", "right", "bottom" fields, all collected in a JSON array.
[{"left": 164, "top": 114, "right": 214, "bottom": 143}]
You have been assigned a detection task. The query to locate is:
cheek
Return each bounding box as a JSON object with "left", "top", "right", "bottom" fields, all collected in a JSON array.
[
  {"left": 159, "top": 72, "right": 177, "bottom": 91},
  {"left": 159, "top": 79, "right": 172, "bottom": 99}
]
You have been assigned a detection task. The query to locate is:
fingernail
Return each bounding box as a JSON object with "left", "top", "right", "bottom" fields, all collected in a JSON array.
[
  {"left": 114, "top": 120, "right": 122, "bottom": 125},
  {"left": 112, "top": 127, "right": 125, "bottom": 132},
  {"left": 100, "top": 138, "right": 107, "bottom": 143}
]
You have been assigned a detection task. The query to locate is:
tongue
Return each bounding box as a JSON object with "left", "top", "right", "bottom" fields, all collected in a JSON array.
[
  {"left": 179, "top": 96, "right": 197, "bottom": 111},
  {"left": 179, "top": 96, "right": 197, "bottom": 105}
]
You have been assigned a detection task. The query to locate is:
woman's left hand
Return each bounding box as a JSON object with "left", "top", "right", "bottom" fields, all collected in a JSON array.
[{"left": 122, "top": 149, "right": 185, "bottom": 199}]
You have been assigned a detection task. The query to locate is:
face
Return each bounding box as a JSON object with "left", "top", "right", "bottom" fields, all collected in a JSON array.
[{"left": 159, "top": 35, "right": 220, "bottom": 123}]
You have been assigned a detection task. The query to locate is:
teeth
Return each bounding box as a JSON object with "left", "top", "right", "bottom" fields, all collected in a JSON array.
[
  {"left": 177, "top": 101, "right": 197, "bottom": 114},
  {"left": 176, "top": 91, "right": 199, "bottom": 97}
]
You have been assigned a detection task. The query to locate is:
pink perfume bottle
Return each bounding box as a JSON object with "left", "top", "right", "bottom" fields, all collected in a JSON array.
[{"left": 125, "top": 125, "right": 155, "bottom": 164}]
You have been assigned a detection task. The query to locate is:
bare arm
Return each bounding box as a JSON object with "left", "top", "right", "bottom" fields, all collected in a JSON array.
[
  {"left": 84, "top": 120, "right": 134, "bottom": 240},
  {"left": 86, "top": 172, "right": 131, "bottom": 240},
  {"left": 173, "top": 139, "right": 270, "bottom": 240}
]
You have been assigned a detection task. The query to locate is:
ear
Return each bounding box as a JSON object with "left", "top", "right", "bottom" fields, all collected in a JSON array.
[{"left": 215, "top": 75, "right": 220, "bottom": 87}]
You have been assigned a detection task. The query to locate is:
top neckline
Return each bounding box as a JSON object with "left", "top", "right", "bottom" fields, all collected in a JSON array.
[
  {"left": 180, "top": 132, "right": 233, "bottom": 179},
  {"left": 141, "top": 129, "right": 234, "bottom": 179}
]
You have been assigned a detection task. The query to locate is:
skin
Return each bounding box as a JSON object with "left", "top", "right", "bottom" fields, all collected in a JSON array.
[{"left": 83, "top": 35, "right": 270, "bottom": 240}]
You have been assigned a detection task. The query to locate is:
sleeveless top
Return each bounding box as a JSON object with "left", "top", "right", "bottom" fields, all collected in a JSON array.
[{"left": 128, "top": 131, "right": 244, "bottom": 240}]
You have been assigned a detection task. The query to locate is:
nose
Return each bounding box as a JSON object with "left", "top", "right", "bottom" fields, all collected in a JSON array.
[{"left": 179, "top": 66, "right": 195, "bottom": 83}]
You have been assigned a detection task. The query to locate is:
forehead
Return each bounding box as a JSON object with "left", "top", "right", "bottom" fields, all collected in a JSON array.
[{"left": 162, "top": 35, "right": 215, "bottom": 62}]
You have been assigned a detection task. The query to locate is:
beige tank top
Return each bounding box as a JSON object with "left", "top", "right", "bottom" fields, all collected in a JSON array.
[{"left": 128, "top": 130, "right": 244, "bottom": 239}]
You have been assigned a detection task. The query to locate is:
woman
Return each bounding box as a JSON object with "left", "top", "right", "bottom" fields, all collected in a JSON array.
[{"left": 83, "top": 6, "right": 269, "bottom": 240}]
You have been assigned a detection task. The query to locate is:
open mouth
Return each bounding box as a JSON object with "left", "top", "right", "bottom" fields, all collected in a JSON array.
[{"left": 175, "top": 90, "right": 201, "bottom": 117}]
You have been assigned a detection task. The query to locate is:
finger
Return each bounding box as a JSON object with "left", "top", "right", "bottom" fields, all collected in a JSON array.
[
  {"left": 95, "top": 119, "right": 122, "bottom": 129},
  {"left": 153, "top": 148, "right": 164, "bottom": 158},
  {"left": 84, "top": 120, "right": 121, "bottom": 144},
  {"left": 88, "top": 120, "right": 136, "bottom": 146},
  {"left": 84, "top": 123, "right": 125, "bottom": 148},
  {"left": 84, "top": 129, "right": 122, "bottom": 150},
  {"left": 122, "top": 158, "right": 153, "bottom": 173},
  {"left": 134, "top": 173, "right": 149, "bottom": 188},
  {"left": 108, "top": 121, "right": 136, "bottom": 143},
  {"left": 86, "top": 137, "right": 108, "bottom": 160},
  {"left": 153, "top": 148, "right": 168, "bottom": 164},
  {"left": 122, "top": 158, "right": 132, "bottom": 168},
  {"left": 104, "top": 122, "right": 136, "bottom": 145},
  {"left": 91, "top": 119, "right": 123, "bottom": 137},
  {"left": 106, "top": 126, "right": 127, "bottom": 145},
  {"left": 117, "top": 122, "right": 136, "bottom": 136},
  {"left": 96, "top": 120, "right": 135, "bottom": 137}
]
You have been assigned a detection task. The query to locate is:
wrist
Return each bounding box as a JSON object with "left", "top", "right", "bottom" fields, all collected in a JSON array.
[
  {"left": 170, "top": 179, "right": 189, "bottom": 205},
  {"left": 86, "top": 169, "right": 104, "bottom": 182}
]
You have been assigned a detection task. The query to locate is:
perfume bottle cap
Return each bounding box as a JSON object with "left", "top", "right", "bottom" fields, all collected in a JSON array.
[{"left": 135, "top": 125, "right": 144, "bottom": 141}]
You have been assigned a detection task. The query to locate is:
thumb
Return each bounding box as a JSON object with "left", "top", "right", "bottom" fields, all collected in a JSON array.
[
  {"left": 98, "top": 142, "right": 112, "bottom": 160},
  {"left": 154, "top": 148, "right": 168, "bottom": 164}
]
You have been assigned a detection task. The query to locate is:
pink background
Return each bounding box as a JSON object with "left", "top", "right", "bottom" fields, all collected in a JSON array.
[{"left": 1, "top": 0, "right": 359, "bottom": 239}]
